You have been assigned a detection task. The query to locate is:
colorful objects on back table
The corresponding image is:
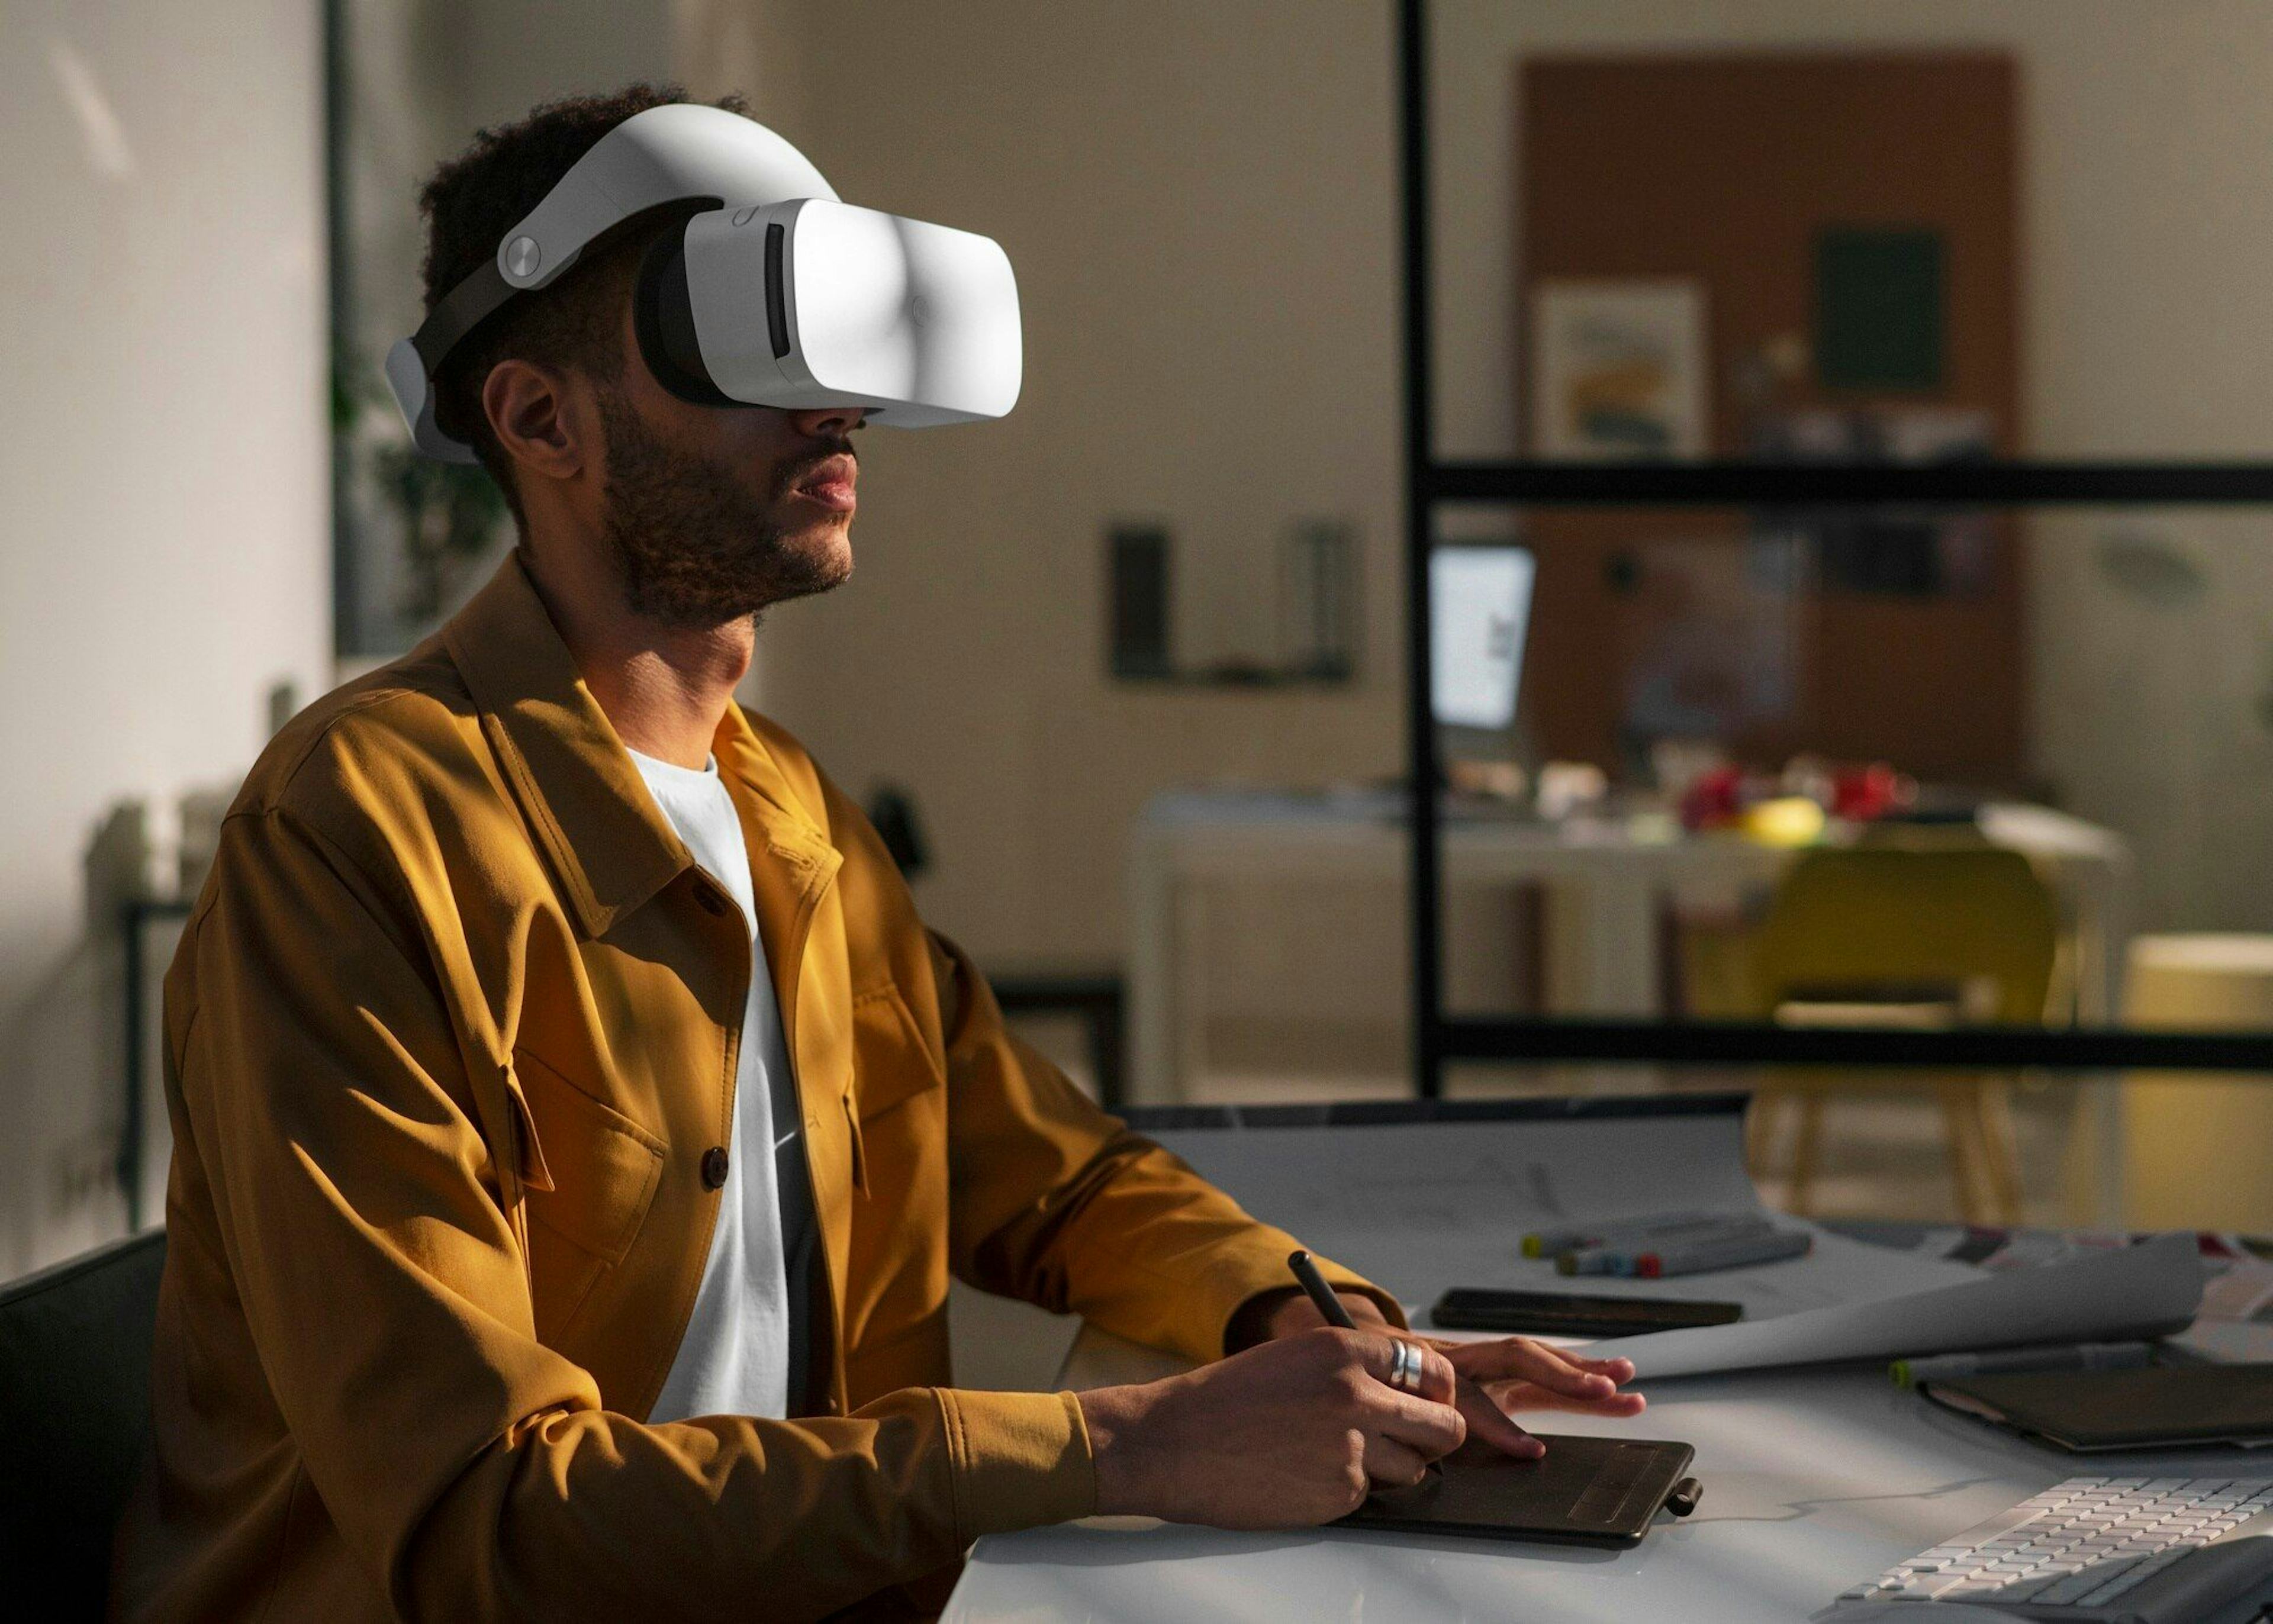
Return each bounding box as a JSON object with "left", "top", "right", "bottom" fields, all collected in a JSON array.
[{"left": 1676, "top": 759, "right": 1913, "bottom": 835}]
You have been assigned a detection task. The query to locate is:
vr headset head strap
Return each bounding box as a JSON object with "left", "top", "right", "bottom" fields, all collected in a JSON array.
[{"left": 387, "top": 103, "right": 837, "bottom": 461}]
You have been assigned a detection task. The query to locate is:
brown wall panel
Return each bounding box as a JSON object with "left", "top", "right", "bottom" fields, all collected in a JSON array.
[{"left": 1517, "top": 52, "right": 2022, "bottom": 783}]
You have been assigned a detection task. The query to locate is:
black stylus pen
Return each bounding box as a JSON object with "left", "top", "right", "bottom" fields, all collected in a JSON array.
[{"left": 1287, "top": 1249, "right": 1358, "bottom": 1329}]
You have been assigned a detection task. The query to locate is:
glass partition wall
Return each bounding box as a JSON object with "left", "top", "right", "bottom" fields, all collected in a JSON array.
[{"left": 1396, "top": 0, "right": 2273, "bottom": 1229}]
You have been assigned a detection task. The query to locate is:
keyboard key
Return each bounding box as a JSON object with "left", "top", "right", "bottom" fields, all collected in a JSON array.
[
  {"left": 1912, "top": 1574, "right": 1993, "bottom": 1599},
  {"left": 2035, "top": 1573, "right": 2105, "bottom": 1604},
  {"left": 2072, "top": 1563, "right": 2149, "bottom": 1605}
]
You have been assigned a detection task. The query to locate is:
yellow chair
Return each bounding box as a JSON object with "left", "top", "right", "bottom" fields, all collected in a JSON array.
[{"left": 1700, "top": 845, "right": 2058, "bottom": 1223}]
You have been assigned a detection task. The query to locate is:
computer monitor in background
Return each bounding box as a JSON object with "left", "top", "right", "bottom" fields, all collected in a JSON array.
[{"left": 1430, "top": 545, "right": 1535, "bottom": 765}]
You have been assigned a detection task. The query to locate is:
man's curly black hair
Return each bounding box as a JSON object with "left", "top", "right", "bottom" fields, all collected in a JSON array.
[{"left": 416, "top": 83, "right": 751, "bottom": 528}]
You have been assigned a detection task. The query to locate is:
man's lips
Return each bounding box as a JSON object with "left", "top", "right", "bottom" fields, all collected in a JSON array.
[{"left": 790, "top": 454, "right": 858, "bottom": 514}]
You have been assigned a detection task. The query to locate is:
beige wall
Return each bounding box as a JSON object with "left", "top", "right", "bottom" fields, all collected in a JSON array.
[
  {"left": 0, "top": 0, "right": 331, "bottom": 1274},
  {"left": 710, "top": 1, "right": 2273, "bottom": 992},
  {"left": 710, "top": 1, "right": 1409, "bottom": 971}
]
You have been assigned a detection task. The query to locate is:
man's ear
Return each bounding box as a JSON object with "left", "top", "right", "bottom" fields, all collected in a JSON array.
[{"left": 481, "top": 358, "right": 590, "bottom": 486}]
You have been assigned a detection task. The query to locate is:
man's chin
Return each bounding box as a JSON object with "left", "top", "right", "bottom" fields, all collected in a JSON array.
[
  {"left": 781, "top": 521, "right": 854, "bottom": 594},
  {"left": 729, "top": 524, "right": 851, "bottom": 615},
  {"left": 615, "top": 528, "right": 854, "bottom": 626}
]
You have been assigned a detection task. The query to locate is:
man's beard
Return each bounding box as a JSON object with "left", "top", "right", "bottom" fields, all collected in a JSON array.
[{"left": 594, "top": 383, "right": 854, "bottom": 626}]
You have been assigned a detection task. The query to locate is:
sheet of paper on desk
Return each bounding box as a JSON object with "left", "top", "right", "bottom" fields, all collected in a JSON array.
[
  {"left": 1612, "top": 1232, "right": 2206, "bottom": 1379},
  {"left": 1148, "top": 1103, "right": 2203, "bottom": 1375},
  {"left": 1145, "top": 1104, "right": 1976, "bottom": 1327}
]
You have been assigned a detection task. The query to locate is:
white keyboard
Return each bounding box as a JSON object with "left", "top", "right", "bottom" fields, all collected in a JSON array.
[{"left": 1823, "top": 1476, "right": 2273, "bottom": 1622}]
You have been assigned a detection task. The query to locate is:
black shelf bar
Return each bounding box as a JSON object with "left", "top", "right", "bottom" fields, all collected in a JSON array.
[
  {"left": 1442, "top": 1016, "right": 2273, "bottom": 1072},
  {"left": 1395, "top": 0, "right": 1446, "bottom": 1098},
  {"left": 1425, "top": 460, "right": 2273, "bottom": 508}
]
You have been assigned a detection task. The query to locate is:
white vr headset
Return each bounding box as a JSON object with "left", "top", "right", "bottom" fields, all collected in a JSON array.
[{"left": 386, "top": 104, "right": 1022, "bottom": 462}]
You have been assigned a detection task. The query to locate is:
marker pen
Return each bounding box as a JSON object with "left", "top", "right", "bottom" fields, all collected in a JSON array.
[{"left": 1628, "top": 1229, "right": 1812, "bottom": 1278}]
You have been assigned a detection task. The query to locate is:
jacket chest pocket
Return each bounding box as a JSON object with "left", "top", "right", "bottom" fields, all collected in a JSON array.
[
  {"left": 506, "top": 1046, "right": 667, "bottom": 1343},
  {"left": 839, "top": 982, "right": 951, "bottom": 1348},
  {"left": 845, "top": 982, "right": 946, "bottom": 1198}
]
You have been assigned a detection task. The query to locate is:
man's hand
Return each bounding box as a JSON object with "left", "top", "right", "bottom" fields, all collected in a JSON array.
[
  {"left": 1257, "top": 1290, "right": 1646, "bottom": 1461},
  {"left": 1077, "top": 1327, "right": 1467, "bottom": 1528}
]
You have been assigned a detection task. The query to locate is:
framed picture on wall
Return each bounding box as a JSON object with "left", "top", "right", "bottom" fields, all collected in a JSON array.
[{"left": 1528, "top": 279, "right": 1708, "bottom": 460}]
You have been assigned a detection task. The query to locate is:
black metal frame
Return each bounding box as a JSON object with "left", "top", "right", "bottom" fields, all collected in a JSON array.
[
  {"left": 1393, "top": 0, "right": 2273, "bottom": 1095},
  {"left": 1122, "top": 1088, "right": 1748, "bottom": 1135},
  {"left": 987, "top": 969, "right": 1127, "bottom": 1111}
]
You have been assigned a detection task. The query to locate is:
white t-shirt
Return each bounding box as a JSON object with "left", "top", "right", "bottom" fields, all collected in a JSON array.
[{"left": 630, "top": 749, "right": 808, "bottom": 1423}]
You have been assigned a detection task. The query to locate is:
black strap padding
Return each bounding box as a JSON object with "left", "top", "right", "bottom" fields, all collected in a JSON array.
[
  {"left": 408, "top": 258, "right": 517, "bottom": 375},
  {"left": 633, "top": 227, "right": 737, "bottom": 407}
]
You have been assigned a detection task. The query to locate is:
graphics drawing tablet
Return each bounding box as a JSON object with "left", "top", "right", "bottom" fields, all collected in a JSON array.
[{"left": 1337, "top": 1433, "right": 1700, "bottom": 1548}]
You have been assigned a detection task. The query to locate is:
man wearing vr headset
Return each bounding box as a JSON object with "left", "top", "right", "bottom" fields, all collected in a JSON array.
[{"left": 113, "top": 87, "right": 1641, "bottom": 1622}]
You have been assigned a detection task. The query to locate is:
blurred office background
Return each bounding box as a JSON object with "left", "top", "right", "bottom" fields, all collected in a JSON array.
[{"left": 8, "top": 0, "right": 2273, "bottom": 1290}]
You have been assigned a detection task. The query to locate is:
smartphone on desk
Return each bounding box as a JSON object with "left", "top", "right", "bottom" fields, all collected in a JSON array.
[{"left": 1430, "top": 1289, "right": 1742, "bottom": 1339}]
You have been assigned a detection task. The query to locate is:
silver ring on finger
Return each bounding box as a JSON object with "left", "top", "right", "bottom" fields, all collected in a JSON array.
[{"left": 1388, "top": 1338, "right": 1424, "bottom": 1393}]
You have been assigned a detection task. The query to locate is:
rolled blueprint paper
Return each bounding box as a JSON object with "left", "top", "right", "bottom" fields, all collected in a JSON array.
[{"left": 1612, "top": 1232, "right": 2205, "bottom": 1381}]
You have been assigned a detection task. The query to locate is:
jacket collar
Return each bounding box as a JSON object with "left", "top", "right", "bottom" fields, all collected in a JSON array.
[
  {"left": 440, "top": 553, "right": 832, "bottom": 939},
  {"left": 713, "top": 703, "right": 842, "bottom": 881}
]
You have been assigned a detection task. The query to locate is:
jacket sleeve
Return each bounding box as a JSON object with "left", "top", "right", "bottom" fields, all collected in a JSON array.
[
  {"left": 930, "top": 933, "right": 1402, "bottom": 1360},
  {"left": 180, "top": 805, "right": 1092, "bottom": 1624}
]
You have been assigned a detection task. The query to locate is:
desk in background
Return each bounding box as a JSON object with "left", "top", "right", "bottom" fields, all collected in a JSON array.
[{"left": 1128, "top": 790, "right": 2133, "bottom": 1108}]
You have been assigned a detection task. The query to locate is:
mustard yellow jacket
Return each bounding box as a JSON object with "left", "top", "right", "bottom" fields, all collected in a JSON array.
[{"left": 110, "top": 556, "right": 1386, "bottom": 1622}]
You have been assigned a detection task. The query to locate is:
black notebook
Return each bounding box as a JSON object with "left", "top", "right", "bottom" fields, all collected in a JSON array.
[
  {"left": 1921, "top": 1363, "right": 2273, "bottom": 1452},
  {"left": 1336, "top": 1434, "right": 1698, "bottom": 1548}
]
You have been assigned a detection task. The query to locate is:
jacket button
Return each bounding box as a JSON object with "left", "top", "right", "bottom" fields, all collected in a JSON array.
[
  {"left": 694, "top": 884, "right": 728, "bottom": 917},
  {"left": 701, "top": 1146, "right": 730, "bottom": 1189}
]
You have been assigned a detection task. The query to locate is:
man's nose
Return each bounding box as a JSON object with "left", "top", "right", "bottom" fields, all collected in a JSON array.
[{"left": 789, "top": 404, "right": 867, "bottom": 439}]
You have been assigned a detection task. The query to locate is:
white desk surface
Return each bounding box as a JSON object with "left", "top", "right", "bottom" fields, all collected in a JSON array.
[
  {"left": 945, "top": 1103, "right": 2263, "bottom": 1622},
  {"left": 948, "top": 1329, "right": 2273, "bottom": 1624}
]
